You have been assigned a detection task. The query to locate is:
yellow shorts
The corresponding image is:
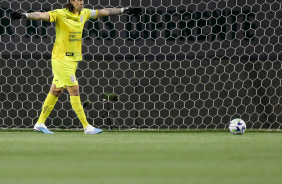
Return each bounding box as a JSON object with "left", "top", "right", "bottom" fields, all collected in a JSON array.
[{"left": 51, "top": 59, "right": 78, "bottom": 88}]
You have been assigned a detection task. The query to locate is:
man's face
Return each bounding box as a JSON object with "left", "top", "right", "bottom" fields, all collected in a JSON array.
[{"left": 71, "top": 0, "right": 84, "bottom": 11}]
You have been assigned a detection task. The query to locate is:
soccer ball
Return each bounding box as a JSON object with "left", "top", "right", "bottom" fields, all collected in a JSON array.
[{"left": 228, "top": 119, "right": 246, "bottom": 135}]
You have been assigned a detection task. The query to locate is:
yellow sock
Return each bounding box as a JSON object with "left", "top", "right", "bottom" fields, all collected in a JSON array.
[
  {"left": 37, "top": 92, "right": 58, "bottom": 124},
  {"left": 70, "top": 96, "right": 89, "bottom": 128}
]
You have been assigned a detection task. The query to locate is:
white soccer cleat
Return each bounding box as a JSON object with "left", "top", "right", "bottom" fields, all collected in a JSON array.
[
  {"left": 34, "top": 123, "right": 54, "bottom": 134},
  {"left": 84, "top": 125, "right": 103, "bottom": 134}
]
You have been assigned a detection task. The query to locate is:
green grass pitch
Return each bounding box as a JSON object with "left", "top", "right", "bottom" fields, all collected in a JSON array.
[{"left": 0, "top": 130, "right": 282, "bottom": 184}]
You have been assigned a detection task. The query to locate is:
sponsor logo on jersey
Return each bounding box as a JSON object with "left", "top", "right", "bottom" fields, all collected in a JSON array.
[{"left": 80, "top": 15, "right": 83, "bottom": 22}]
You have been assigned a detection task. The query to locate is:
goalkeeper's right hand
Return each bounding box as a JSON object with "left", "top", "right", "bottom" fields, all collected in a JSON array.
[
  {"left": 123, "top": 7, "right": 143, "bottom": 15},
  {"left": 10, "top": 12, "right": 26, "bottom": 20}
]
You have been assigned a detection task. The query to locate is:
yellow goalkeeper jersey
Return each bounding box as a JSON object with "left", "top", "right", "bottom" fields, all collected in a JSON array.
[{"left": 48, "top": 8, "right": 98, "bottom": 61}]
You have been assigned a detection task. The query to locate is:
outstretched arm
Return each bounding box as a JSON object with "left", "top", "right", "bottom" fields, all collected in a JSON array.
[
  {"left": 97, "top": 8, "right": 124, "bottom": 18},
  {"left": 26, "top": 12, "right": 50, "bottom": 22},
  {"left": 10, "top": 11, "right": 50, "bottom": 22},
  {"left": 93, "top": 7, "right": 143, "bottom": 18}
]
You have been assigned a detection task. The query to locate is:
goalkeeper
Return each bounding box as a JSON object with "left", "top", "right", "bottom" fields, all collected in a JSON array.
[{"left": 10, "top": 0, "right": 142, "bottom": 134}]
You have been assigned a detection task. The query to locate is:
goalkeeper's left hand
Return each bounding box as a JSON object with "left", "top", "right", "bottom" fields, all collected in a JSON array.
[
  {"left": 10, "top": 11, "right": 27, "bottom": 20},
  {"left": 123, "top": 7, "right": 143, "bottom": 15}
]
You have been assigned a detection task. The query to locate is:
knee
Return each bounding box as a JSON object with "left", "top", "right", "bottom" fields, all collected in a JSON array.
[
  {"left": 51, "top": 89, "right": 63, "bottom": 97},
  {"left": 70, "top": 89, "right": 79, "bottom": 96},
  {"left": 67, "top": 86, "right": 80, "bottom": 96}
]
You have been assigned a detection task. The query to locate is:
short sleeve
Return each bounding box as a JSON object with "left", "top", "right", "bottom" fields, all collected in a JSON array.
[
  {"left": 83, "top": 8, "right": 91, "bottom": 20},
  {"left": 48, "top": 10, "right": 60, "bottom": 22}
]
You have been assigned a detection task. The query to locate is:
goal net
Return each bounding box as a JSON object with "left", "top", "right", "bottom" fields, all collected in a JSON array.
[{"left": 0, "top": 0, "right": 281, "bottom": 130}]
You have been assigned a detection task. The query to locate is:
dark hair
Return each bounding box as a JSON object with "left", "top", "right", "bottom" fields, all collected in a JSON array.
[{"left": 64, "top": 2, "right": 74, "bottom": 13}]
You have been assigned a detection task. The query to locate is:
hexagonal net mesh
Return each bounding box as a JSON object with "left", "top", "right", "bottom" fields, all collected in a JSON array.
[{"left": 0, "top": 0, "right": 281, "bottom": 130}]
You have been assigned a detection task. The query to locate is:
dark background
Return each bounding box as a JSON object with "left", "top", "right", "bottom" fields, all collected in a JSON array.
[{"left": 0, "top": 0, "right": 281, "bottom": 129}]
